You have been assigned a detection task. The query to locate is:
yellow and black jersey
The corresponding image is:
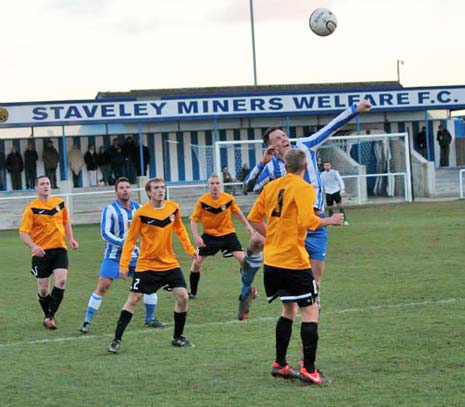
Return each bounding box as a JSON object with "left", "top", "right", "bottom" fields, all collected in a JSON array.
[
  {"left": 190, "top": 192, "right": 240, "bottom": 236},
  {"left": 248, "top": 173, "right": 321, "bottom": 270},
  {"left": 19, "top": 196, "right": 70, "bottom": 253},
  {"left": 120, "top": 200, "right": 196, "bottom": 272}
]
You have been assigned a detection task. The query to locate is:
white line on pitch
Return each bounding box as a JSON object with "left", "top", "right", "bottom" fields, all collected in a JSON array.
[{"left": 0, "top": 297, "right": 461, "bottom": 349}]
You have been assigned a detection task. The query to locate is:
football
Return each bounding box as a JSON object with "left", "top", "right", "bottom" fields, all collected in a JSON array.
[{"left": 309, "top": 8, "right": 337, "bottom": 37}]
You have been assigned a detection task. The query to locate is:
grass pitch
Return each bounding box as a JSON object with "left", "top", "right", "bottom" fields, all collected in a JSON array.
[{"left": 0, "top": 201, "right": 464, "bottom": 407}]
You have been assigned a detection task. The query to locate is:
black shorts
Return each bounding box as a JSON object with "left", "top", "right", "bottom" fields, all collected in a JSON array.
[
  {"left": 198, "top": 233, "right": 242, "bottom": 257},
  {"left": 325, "top": 191, "right": 342, "bottom": 206},
  {"left": 31, "top": 248, "right": 69, "bottom": 279},
  {"left": 263, "top": 265, "right": 318, "bottom": 308},
  {"left": 130, "top": 268, "right": 186, "bottom": 294}
]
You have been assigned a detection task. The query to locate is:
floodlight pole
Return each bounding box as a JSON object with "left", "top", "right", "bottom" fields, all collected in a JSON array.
[
  {"left": 249, "top": 0, "right": 258, "bottom": 86},
  {"left": 397, "top": 59, "right": 404, "bottom": 83}
]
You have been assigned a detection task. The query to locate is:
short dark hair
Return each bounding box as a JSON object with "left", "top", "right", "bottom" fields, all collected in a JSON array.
[
  {"left": 35, "top": 175, "right": 49, "bottom": 185},
  {"left": 262, "top": 127, "right": 282, "bottom": 146},
  {"left": 114, "top": 177, "right": 130, "bottom": 190}
]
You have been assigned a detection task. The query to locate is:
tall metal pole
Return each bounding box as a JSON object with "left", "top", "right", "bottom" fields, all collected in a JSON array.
[
  {"left": 397, "top": 59, "right": 404, "bottom": 83},
  {"left": 249, "top": 0, "right": 258, "bottom": 86}
]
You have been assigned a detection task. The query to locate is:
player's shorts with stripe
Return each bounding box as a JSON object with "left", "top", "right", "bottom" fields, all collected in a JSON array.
[
  {"left": 198, "top": 232, "right": 242, "bottom": 257},
  {"left": 130, "top": 268, "right": 186, "bottom": 293},
  {"left": 31, "top": 248, "right": 69, "bottom": 279},
  {"left": 325, "top": 191, "right": 342, "bottom": 206},
  {"left": 305, "top": 212, "right": 328, "bottom": 261},
  {"left": 98, "top": 258, "right": 136, "bottom": 279},
  {"left": 263, "top": 264, "right": 318, "bottom": 308}
]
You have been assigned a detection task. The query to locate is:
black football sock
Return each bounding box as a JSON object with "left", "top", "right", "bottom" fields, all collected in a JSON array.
[
  {"left": 49, "top": 287, "right": 64, "bottom": 317},
  {"left": 38, "top": 294, "right": 51, "bottom": 317},
  {"left": 340, "top": 208, "right": 347, "bottom": 220},
  {"left": 301, "top": 321, "right": 318, "bottom": 372},
  {"left": 275, "top": 316, "right": 293, "bottom": 366},
  {"left": 189, "top": 272, "right": 200, "bottom": 295},
  {"left": 173, "top": 311, "right": 187, "bottom": 338},
  {"left": 115, "top": 310, "right": 133, "bottom": 341}
]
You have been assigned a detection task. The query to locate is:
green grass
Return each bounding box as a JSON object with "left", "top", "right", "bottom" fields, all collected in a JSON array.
[{"left": 0, "top": 201, "right": 464, "bottom": 407}]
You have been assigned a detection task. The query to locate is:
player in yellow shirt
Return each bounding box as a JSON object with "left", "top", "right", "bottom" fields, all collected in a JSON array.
[
  {"left": 19, "top": 175, "right": 79, "bottom": 329},
  {"left": 248, "top": 149, "right": 343, "bottom": 385},
  {"left": 188, "top": 174, "right": 254, "bottom": 299},
  {"left": 107, "top": 178, "right": 198, "bottom": 353}
]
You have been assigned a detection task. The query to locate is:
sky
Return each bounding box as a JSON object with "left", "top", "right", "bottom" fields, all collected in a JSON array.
[{"left": 1, "top": 0, "right": 464, "bottom": 103}]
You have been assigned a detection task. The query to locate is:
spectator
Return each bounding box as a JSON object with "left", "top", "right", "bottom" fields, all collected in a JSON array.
[
  {"left": 222, "top": 165, "right": 233, "bottom": 183},
  {"left": 237, "top": 163, "right": 250, "bottom": 182},
  {"left": 416, "top": 126, "right": 427, "bottom": 159},
  {"left": 42, "top": 140, "right": 59, "bottom": 188},
  {"left": 84, "top": 145, "right": 98, "bottom": 186},
  {"left": 108, "top": 139, "right": 125, "bottom": 181},
  {"left": 6, "top": 145, "right": 24, "bottom": 190},
  {"left": 142, "top": 144, "right": 150, "bottom": 176},
  {"left": 68, "top": 144, "right": 84, "bottom": 188},
  {"left": 222, "top": 165, "right": 233, "bottom": 193},
  {"left": 24, "top": 143, "right": 39, "bottom": 189},
  {"left": 437, "top": 125, "right": 452, "bottom": 167},
  {"left": 96, "top": 146, "right": 112, "bottom": 185},
  {"left": 122, "top": 135, "right": 138, "bottom": 183},
  {"left": 0, "top": 150, "right": 6, "bottom": 190}
]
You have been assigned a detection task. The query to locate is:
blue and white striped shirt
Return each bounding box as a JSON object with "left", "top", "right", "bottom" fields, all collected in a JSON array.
[
  {"left": 244, "top": 104, "right": 358, "bottom": 211},
  {"left": 101, "top": 200, "right": 141, "bottom": 262}
]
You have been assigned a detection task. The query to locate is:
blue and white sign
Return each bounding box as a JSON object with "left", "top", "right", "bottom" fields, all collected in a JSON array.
[{"left": 1, "top": 86, "right": 465, "bottom": 127}]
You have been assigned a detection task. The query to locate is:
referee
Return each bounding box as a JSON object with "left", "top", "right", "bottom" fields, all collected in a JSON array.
[{"left": 320, "top": 161, "right": 349, "bottom": 225}]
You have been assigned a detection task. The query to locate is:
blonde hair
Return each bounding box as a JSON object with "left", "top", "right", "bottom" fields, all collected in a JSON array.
[{"left": 284, "top": 148, "right": 306, "bottom": 173}]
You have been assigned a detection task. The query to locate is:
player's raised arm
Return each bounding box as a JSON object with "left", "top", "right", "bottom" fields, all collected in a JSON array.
[
  {"left": 243, "top": 145, "right": 277, "bottom": 192},
  {"left": 297, "top": 100, "right": 372, "bottom": 151}
]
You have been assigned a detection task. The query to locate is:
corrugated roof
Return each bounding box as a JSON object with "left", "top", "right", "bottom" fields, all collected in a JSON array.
[{"left": 96, "top": 81, "right": 402, "bottom": 99}]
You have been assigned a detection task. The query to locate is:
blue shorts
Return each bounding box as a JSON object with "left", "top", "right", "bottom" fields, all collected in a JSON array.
[
  {"left": 304, "top": 213, "right": 328, "bottom": 261},
  {"left": 99, "top": 258, "right": 136, "bottom": 280}
]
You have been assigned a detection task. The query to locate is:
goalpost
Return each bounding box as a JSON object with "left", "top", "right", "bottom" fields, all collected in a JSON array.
[{"left": 213, "top": 132, "right": 413, "bottom": 204}]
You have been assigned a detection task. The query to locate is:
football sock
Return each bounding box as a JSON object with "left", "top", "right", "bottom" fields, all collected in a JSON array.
[
  {"left": 189, "top": 272, "right": 200, "bottom": 295},
  {"left": 340, "top": 208, "right": 347, "bottom": 220},
  {"left": 38, "top": 294, "right": 51, "bottom": 317},
  {"left": 49, "top": 287, "right": 64, "bottom": 317},
  {"left": 239, "top": 252, "right": 262, "bottom": 300},
  {"left": 143, "top": 293, "right": 158, "bottom": 323},
  {"left": 275, "top": 316, "right": 293, "bottom": 366},
  {"left": 115, "top": 310, "right": 133, "bottom": 341},
  {"left": 85, "top": 293, "right": 103, "bottom": 323},
  {"left": 173, "top": 311, "right": 187, "bottom": 338},
  {"left": 328, "top": 208, "right": 334, "bottom": 216},
  {"left": 301, "top": 321, "right": 318, "bottom": 372}
]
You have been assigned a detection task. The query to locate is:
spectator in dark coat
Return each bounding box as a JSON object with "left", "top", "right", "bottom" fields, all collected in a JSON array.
[
  {"left": 6, "top": 145, "right": 24, "bottom": 190},
  {"left": 42, "top": 140, "right": 59, "bottom": 188},
  {"left": 84, "top": 145, "right": 98, "bottom": 186},
  {"left": 437, "top": 125, "right": 452, "bottom": 167},
  {"left": 107, "top": 139, "right": 125, "bottom": 181},
  {"left": 122, "top": 135, "right": 138, "bottom": 183},
  {"left": 24, "top": 143, "right": 39, "bottom": 189},
  {"left": 96, "top": 146, "right": 112, "bottom": 185},
  {"left": 416, "top": 126, "right": 427, "bottom": 159},
  {"left": 0, "top": 151, "right": 6, "bottom": 190}
]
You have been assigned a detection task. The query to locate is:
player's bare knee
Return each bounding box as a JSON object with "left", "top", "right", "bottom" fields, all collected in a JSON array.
[
  {"left": 175, "top": 290, "right": 189, "bottom": 309},
  {"left": 55, "top": 278, "right": 67, "bottom": 289},
  {"left": 38, "top": 288, "right": 48, "bottom": 297}
]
